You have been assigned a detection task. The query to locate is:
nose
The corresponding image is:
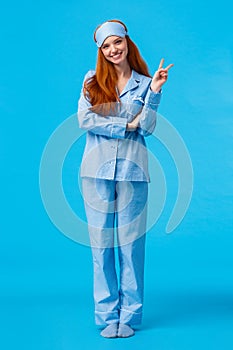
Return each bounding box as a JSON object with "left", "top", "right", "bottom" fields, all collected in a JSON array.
[{"left": 110, "top": 44, "right": 117, "bottom": 53}]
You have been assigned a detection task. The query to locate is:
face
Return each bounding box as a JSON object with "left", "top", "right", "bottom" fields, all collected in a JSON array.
[{"left": 101, "top": 36, "right": 128, "bottom": 65}]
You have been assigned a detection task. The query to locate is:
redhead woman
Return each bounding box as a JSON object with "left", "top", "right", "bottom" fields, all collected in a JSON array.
[{"left": 77, "top": 19, "right": 173, "bottom": 338}]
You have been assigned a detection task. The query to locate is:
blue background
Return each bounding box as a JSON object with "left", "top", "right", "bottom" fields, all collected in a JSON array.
[{"left": 1, "top": 0, "right": 233, "bottom": 349}]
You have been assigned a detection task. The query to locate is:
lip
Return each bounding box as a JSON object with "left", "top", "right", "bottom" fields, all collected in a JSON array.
[{"left": 110, "top": 52, "right": 122, "bottom": 59}]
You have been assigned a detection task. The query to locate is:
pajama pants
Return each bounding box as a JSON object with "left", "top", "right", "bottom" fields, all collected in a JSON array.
[{"left": 82, "top": 178, "right": 148, "bottom": 326}]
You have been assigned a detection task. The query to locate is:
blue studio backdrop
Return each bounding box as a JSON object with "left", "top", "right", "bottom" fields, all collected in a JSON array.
[{"left": 0, "top": 0, "right": 232, "bottom": 349}]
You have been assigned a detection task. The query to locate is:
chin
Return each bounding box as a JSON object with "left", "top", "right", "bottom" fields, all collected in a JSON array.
[{"left": 112, "top": 56, "right": 127, "bottom": 65}]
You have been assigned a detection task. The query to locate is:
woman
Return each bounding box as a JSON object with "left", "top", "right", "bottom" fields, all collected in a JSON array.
[{"left": 77, "top": 19, "right": 173, "bottom": 338}]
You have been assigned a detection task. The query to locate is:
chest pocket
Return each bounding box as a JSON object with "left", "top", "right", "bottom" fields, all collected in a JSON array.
[{"left": 124, "top": 95, "right": 145, "bottom": 121}]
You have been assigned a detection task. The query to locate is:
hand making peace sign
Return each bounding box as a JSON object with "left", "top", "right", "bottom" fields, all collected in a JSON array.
[{"left": 151, "top": 58, "right": 174, "bottom": 93}]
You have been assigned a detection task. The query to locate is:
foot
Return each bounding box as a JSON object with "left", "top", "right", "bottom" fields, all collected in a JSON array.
[
  {"left": 100, "top": 323, "right": 118, "bottom": 338},
  {"left": 117, "top": 323, "right": 135, "bottom": 338}
]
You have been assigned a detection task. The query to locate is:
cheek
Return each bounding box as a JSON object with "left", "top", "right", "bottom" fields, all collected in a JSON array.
[
  {"left": 102, "top": 51, "right": 113, "bottom": 62},
  {"left": 102, "top": 50, "right": 109, "bottom": 58},
  {"left": 124, "top": 45, "right": 128, "bottom": 55},
  {"left": 122, "top": 43, "right": 128, "bottom": 54}
]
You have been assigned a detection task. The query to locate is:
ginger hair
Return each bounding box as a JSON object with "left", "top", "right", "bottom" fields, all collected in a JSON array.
[{"left": 83, "top": 19, "right": 151, "bottom": 115}]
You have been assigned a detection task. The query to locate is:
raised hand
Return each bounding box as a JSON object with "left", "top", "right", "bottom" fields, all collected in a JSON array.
[{"left": 151, "top": 58, "right": 174, "bottom": 93}]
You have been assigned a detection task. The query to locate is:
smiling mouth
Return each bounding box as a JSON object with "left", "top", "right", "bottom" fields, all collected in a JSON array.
[{"left": 110, "top": 52, "right": 122, "bottom": 58}]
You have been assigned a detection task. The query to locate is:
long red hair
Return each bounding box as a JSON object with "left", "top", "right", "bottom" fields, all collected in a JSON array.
[{"left": 83, "top": 19, "right": 151, "bottom": 115}]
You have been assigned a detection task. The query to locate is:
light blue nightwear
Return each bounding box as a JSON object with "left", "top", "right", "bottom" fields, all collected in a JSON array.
[{"left": 77, "top": 69, "right": 161, "bottom": 327}]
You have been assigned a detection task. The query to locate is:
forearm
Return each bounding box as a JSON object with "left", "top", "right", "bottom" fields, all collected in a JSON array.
[
  {"left": 127, "top": 88, "right": 161, "bottom": 135},
  {"left": 78, "top": 109, "right": 127, "bottom": 138}
]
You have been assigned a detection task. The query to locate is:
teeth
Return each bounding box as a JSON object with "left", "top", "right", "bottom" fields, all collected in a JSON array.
[{"left": 111, "top": 53, "right": 121, "bottom": 58}]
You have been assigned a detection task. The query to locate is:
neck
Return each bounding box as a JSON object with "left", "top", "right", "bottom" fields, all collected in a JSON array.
[{"left": 114, "top": 60, "right": 132, "bottom": 79}]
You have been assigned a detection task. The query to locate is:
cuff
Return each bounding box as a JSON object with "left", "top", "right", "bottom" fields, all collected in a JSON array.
[
  {"left": 111, "top": 117, "right": 127, "bottom": 138},
  {"left": 145, "top": 89, "right": 162, "bottom": 108}
]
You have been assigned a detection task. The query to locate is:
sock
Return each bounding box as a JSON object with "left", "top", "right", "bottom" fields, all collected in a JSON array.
[
  {"left": 100, "top": 323, "right": 118, "bottom": 338},
  {"left": 117, "top": 324, "right": 135, "bottom": 338}
]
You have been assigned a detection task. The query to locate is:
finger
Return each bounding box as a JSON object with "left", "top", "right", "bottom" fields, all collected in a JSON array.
[
  {"left": 158, "top": 58, "right": 164, "bottom": 69},
  {"left": 158, "top": 68, "right": 167, "bottom": 73},
  {"left": 156, "top": 69, "right": 168, "bottom": 78},
  {"left": 165, "top": 63, "right": 174, "bottom": 71}
]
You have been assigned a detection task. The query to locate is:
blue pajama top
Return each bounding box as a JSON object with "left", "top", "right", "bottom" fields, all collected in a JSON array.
[{"left": 77, "top": 69, "right": 162, "bottom": 182}]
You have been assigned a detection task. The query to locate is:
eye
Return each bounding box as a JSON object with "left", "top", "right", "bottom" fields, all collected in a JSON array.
[
  {"left": 102, "top": 44, "right": 109, "bottom": 49},
  {"left": 115, "top": 39, "right": 122, "bottom": 44}
]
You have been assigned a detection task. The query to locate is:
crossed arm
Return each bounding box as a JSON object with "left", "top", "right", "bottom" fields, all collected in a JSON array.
[
  {"left": 78, "top": 59, "right": 173, "bottom": 137},
  {"left": 127, "top": 58, "right": 174, "bottom": 131}
]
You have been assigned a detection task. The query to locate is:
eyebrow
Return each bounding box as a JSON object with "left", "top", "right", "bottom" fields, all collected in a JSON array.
[{"left": 103, "top": 37, "right": 122, "bottom": 46}]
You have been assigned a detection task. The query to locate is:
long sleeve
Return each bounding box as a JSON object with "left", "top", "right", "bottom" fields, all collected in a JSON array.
[
  {"left": 77, "top": 71, "right": 127, "bottom": 139},
  {"left": 137, "top": 88, "right": 162, "bottom": 137},
  {"left": 78, "top": 69, "right": 159, "bottom": 182}
]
